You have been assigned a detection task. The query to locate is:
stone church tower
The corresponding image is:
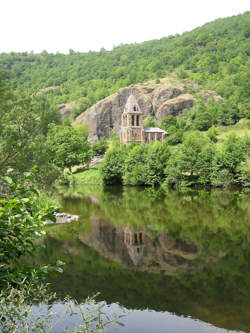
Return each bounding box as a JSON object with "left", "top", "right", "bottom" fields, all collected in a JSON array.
[
  {"left": 120, "top": 95, "right": 144, "bottom": 144},
  {"left": 120, "top": 95, "right": 168, "bottom": 144}
]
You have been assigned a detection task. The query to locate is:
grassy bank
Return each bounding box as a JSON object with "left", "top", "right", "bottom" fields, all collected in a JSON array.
[
  {"left": 69, "top": 166, "right": 103, "bottom": 185},
  {"left": 216, "top": 119, "right": 250, "bottom": 142}
]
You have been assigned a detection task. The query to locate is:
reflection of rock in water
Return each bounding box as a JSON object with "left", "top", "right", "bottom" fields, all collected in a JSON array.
[{"left": 78, "top": 216, "right": 201, "bottom": 275}]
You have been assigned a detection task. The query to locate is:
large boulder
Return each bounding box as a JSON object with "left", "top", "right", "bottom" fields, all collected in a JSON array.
[
  {"left": 155, "top": 94, "right": 195, "bottom": 122},
  {"left": 152, "top": 83, "right": 185, "bottom": 110},
  {"left": 73, "top": 86, "right": 152, "bottom": 141},
  {"left": 72, "top": 78, "right": 221, "bottom": 141}
]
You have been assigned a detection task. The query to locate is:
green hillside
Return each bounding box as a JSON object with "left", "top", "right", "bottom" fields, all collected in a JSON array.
[
  {"left": 0, "top": 11, "right": 249, "bottom": 120},
  {"left": 0, "top": 11, "right": 249, "bottom": 187}
]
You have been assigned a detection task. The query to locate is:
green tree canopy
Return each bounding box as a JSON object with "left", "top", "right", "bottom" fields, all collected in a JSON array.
[{"left": 47, "top": 124, "right": 92, "bottom": 172}]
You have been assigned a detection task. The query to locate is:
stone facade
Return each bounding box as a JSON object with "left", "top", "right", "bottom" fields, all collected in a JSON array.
[{"left": 120, "top": 95, "right": 168, "bottom": 144}]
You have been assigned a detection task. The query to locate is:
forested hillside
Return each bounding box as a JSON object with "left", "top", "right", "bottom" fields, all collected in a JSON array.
[
  {"left": 0, "top": 11, "right": 249, "bottom": 187},
  {"left": 0, "top": 11, "right": 249, "bottom": 120}
]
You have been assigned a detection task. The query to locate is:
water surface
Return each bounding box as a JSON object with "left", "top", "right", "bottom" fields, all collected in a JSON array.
[{"left": 35, "top": 186, "right": 250, "bottom": 332}]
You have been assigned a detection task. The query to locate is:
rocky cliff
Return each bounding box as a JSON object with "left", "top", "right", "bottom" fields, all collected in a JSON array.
[{"left": 72, "top": 78, "right": 221, "bottom": 141}]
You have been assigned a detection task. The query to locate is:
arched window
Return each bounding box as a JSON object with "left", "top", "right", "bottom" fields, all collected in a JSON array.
[
  {"left": 132, "top": 115, "right": 135, "bottom": 126},
  {"left": 133, "top": 106, "right": 136, "bottom": 111},
  {"left": 136, "top": 115, "right": 139, "bottom": 126}
]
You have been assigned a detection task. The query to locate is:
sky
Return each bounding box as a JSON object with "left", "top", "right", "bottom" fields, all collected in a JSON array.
[{"left": 1, "top": 0, "right": 249, "bottom": 54}]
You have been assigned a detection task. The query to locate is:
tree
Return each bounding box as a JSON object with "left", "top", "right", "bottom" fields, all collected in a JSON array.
[
  {"left": 100, "top": 146, "right": 127, "bottom": 185},
  {"left": 146, "top": 141, "right": 171, "bottom": 185},
  {"left": 164, "top": 132, "right": 211, "bottom": 186},
  {"left": 35, "top": 96, "right": 60, "bottom": 135},
  {"left": 47, "top": 125, "right": 92, "bottom": 172},
  {"left": 211, "top": 134, "right": 248, "bottom": 186},
  {"left": 180, "top": 132, "right": 208, "bottom": 177},
  {"left": 92, "top": 137, "right": 108, "bottom": 156},
  {"left": 123, "top": 144, "right": 149, "bottom": 185},
  {"left": 165, "top": 126, "right": 183, "bottom": 145},
  {"left": 74, "top": 124, "right": 89, "bottom": 140},
  {"left": 207, "top": 125, "right": 218, "bottom": 142},
  {"left": 194, "top": 111, "right": 213, "bottom": 131},
  {"left": 161, "top": 116, "right": 177, "bottom": 131},
  {"left": 143, "top": 116, "right": 156, "bottom": 128}
]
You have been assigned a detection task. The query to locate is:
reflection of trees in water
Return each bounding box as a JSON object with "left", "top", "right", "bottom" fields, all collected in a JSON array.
[
  {"left": 56, "top": 186, "right": 250, "bottom": 278},
  {"left": 96, "top": 187, "right": 250, "bottom": 257},
  {"left": 41, "top": 224, "right": 250, "bottom": 333},
  {"left": 26, "top": 186, "right": 249, "bottom": 333},
  {"left": 38, "top": 186, "right": 250, "bottom": 333}
]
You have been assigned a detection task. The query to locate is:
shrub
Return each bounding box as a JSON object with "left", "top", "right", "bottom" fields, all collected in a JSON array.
[
  {"left": 207, "top": 125, "right": 218, "bottom": 142},
  {"left": 92, "top": 137, "right": 108, "bottom": 156}
]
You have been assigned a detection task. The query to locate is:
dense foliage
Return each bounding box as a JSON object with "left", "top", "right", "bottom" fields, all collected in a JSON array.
[
  {"left": 101, "top": 133, "right": 249, "bottom": 187},
  {"left": 0, "top": 12, "right": 249, "bottom": 188},
  {"left": 0, "top": 76, "right": 61, "bottom": 185},
  {"left": 0, "top": 172, "right": 59, "bottom": 287},
  {"left": 0, "top": 11, "right": 249, "bottom": 122},
  {"left": 47, "top": 124, "right": 92, "bottom": 172},
  {"left": 0, "top": 76, "right": 93, "bottom": 184}
]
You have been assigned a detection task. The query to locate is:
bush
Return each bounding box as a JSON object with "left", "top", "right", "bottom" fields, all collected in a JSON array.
[
  {"left": 92, "top": 137, "right": 108, "bottom": 156},
  {"left": 0, "top": 283, "right": 126, "bottom": 332},
  {"left": 207, "top": 125, "right": 218, "bottom": 142},
  {"left": 211, "top": 169, "right": 234, "bottom": 187},
  {"left": 237, "top": 162, "right": 250, "bottom": 187}
]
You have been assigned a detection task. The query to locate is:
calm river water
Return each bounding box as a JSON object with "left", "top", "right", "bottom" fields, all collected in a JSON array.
[{"left": 35, "top": 186, "right": 250, "bottom": 332}]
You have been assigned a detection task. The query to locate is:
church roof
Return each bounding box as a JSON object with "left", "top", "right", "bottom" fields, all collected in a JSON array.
[
  {"left": 123, "top": 94, "right": 142, "bottom": 114},
  {"left": 144, "top": 127, "right": 168, "bottom": 134}
]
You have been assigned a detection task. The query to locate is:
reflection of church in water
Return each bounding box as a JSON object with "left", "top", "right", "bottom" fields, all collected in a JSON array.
[
  {"left": 124, "top": 227, "right": 145, "bottom": 265},
  {"left": 78, "top": 216, "right": 201, "bottom": 274}
]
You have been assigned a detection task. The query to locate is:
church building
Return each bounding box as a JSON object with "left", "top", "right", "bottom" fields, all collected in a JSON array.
[{"left": 120, "top": 95, "right": 168, "bottom": 144}]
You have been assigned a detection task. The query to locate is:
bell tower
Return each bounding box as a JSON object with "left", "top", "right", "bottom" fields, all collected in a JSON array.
[{"left": 120, "top": 95, "right": 143, "bottom": 144}]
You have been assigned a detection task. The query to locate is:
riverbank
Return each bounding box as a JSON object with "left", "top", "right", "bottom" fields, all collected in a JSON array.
[{"left": 68, "top": 166, "right": 103, "bottom": 185}]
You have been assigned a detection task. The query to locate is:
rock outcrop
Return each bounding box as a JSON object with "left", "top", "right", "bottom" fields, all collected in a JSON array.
[
  {"left": 59, "top": 101, "right": 77, "bottom": 118},
  {"left": 72, "top": 78, "right": 221, "bottom": 141},
  {"left": 155, "top": 94, "right": 195, "bottom": 122}
]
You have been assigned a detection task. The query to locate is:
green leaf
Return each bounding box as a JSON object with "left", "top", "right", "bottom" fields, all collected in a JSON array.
[{"left": 3, "top": 176, "right": 13, "bottom": 184}]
